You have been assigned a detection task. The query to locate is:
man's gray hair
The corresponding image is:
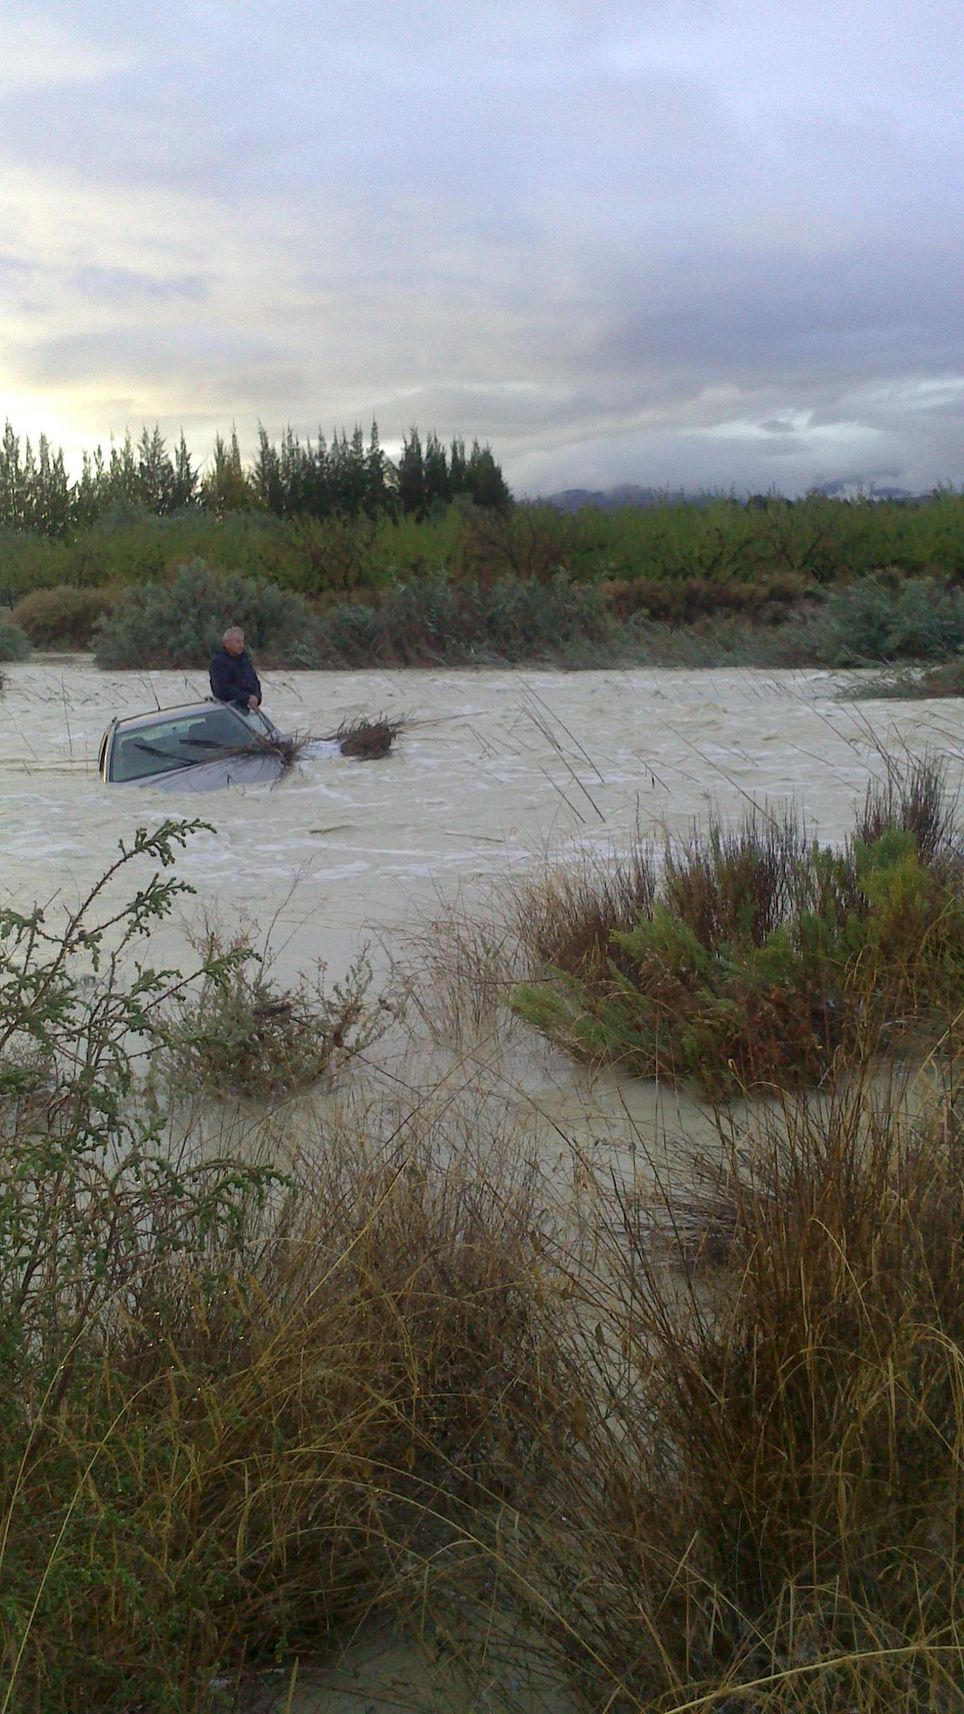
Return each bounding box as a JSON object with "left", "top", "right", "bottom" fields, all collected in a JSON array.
[{"left": 223, "top": 625, "right": 244, "bottom": 644}]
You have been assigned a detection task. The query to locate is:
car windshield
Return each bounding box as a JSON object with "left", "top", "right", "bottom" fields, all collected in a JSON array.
[{"left": 111, "top": 706, "right": 268, "bottom": 782}]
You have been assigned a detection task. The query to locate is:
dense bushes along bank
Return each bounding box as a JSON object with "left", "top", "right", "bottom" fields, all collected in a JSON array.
[
  {"left": 5, "top": 558, "right": 964, "bottom": 675},
  {"left": 4, "top": 482, "right": 964, "bottom": 673}
]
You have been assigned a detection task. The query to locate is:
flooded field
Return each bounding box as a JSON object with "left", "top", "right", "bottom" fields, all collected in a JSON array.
[
  {"left": 3, "top": 659, "right": 964, "bottom": 1142},
  {"left": 1, "top": 664, "right": 961, "bottom": 1174},
  {"left": 4, "top": 658, "right": 963, "bottom": 972},
  {"left": 3, "top": 660, "right": 964, "bottom": 1711}
]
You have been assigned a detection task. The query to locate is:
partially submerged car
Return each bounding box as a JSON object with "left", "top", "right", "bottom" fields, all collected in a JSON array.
[{"left": 99, "top": 700, "right": 292, "bottom": 790}]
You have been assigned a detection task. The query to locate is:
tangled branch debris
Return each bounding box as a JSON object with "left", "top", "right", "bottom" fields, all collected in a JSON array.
[{"left": 330, "top": 714, "right": 402, "bottom": 760}]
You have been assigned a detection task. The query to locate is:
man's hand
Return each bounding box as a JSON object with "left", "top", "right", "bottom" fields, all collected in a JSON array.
[{"left": 248, "top": 695, "right": 260, "bottom": 711}]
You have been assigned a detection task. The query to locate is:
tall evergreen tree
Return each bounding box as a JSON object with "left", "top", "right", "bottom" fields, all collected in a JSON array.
[
  {"left": 448, "top": 435, "right": 468, "bottom": 497},
  {"left": 171, "top": 431, "right": 198, "bottom": 510},
  {"left": 341, "top": 425, "right": 370, "bottom": 515},
  {"left": 364, "top": 420, "right": 394, "bottom": 518},
  {"left": 465, "top": 440, "right": 511, "bottom": 511},
  {"left": 136, "top": 425, "right": 176, "bottom": 514},
  {"left": 106, "top": 433, "right": 140, "bottom": 507},
  {"left": 253, "top": 426, "right": 284, "bottom": 514},
  {"left": 423, "top": 431, "right": 450, "bottom": 513},
  {"left": 311, "top": 431, "right": 333, "bottom": 517},
  {"left": 201, "top": 430, "right": 252, "bottom": 515},
  {"left": 75, "top": 448, "right": 109, "bottom": 529},
  {"left": 397, "top": 428, "right": 427, "bottom": 519},
  {"left": 278, "top": 427, "right": 312, "bottom": 516},
  {"left": 0, "top": 421, "right": 28, "bottom": 529},
  {"left": 33, "top": 435, "right": 71, "bottom": 535}
]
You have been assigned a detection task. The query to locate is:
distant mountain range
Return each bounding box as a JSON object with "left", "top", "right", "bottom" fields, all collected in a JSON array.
[{"left": 537, "top": 481, "right": 924, "bottom": 511}]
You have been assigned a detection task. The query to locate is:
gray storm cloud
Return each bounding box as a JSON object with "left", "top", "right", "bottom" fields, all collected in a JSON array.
[{"left": 0, "top": 0, "right": 960, "bottom": 493}]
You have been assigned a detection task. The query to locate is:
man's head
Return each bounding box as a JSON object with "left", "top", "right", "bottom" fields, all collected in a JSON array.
[{"left": 223, "top": 626, "right": 245, "bottom": 657}]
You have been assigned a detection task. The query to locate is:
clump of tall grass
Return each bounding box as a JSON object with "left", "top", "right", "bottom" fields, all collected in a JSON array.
[
  {"left": 479, "top": 1066, "right": 964, "bottom": 1713},
  {"left": 0, "top": 1132, "right": 553, "bottom": 1712},
  {"left": 512, "top": 757, "right": 964, "bottom": 1096}
]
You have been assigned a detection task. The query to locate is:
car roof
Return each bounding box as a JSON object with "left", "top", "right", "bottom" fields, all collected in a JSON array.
[{"left": 107, "top": 700, "right": 244, "bottom": 735}]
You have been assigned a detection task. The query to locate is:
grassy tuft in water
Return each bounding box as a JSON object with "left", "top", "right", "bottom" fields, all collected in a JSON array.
[
  {"left": 512, "top": 757, "right": 964, "bottom": 1096},
  {"left": 851, "top": 655, "right": 964, "bottom": 700}
]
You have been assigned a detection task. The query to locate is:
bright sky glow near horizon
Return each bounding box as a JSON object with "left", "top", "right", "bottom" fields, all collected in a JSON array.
[{"left": 1, "top": 0, "right": 962, "bottom": 496}]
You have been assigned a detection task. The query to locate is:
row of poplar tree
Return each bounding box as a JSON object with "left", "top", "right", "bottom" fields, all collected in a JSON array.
[{"left": 0, "top": 421, "right": 511, "bottom": 537}]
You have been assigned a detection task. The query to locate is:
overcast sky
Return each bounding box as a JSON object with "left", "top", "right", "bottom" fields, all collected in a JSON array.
[{"left": 1, "top": 0, "right": 961, "bottom": 495}]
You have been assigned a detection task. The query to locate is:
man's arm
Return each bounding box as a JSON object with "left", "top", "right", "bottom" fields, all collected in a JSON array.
[{"left": 244, "top": 661, "right": 262, "bottom": 708}]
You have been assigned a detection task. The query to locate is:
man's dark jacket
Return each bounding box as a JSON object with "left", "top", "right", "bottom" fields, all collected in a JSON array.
[{"left": 209, "top": 648, "right": 262, "bottom": 708}]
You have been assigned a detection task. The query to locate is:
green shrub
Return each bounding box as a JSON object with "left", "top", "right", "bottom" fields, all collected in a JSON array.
[
  {"left": 816, "top": 573, "right": 964, "bottom": 665},
  {"left": 312, "top": 568, "right": 621, "bottom": 666},
  {"left": 0, "top": 618, "right": 30, "bottom": 661},
  {"left": 0, "top": 527, "right": 71, "bottom": 594},
  {"left": 312, "top": 596, "right": 381, "bottom": 664},
  {"left": 160, "top": 930, "right": 387, "bottom": 1101},
  {"left": 11, "top": 583, "right": 118, "bottom": 648},
  {"left": 93, "top": 557, "right": 320, "bottom": 667}
]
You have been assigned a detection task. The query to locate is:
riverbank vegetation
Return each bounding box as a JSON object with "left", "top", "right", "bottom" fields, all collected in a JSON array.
[
  {"left": 159, "top": 932, "right": 386, "bottom": 1102},
  {"left": 0, "top": 416, "right": 962, "bottom": 676},
  {"left": 1, "top": 789, "right": 962, "bottom": 1710},
  {"left": 3, "top": 557, "right": 958, "bottom": 675}
]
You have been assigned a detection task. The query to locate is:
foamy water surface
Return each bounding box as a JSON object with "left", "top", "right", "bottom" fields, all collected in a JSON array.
[{"left": 3, "top": 658, "right": 962, "bottom": 981}]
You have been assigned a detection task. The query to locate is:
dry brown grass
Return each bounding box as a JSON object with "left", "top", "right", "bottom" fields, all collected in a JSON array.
[
  {"left": 0, "top": 1125, "right": 557, "bottom": 1713},
  {"left": 458, "top": 1065, "right": 964, "bottom": 1713}
]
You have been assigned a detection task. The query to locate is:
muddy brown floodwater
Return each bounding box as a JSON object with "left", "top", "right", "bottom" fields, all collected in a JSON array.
[
  {"left": 4, "top": 657, "right": 964, "bottom": 1187},
  {"left": 4, "top": 659, "right": 962, "bottom": 979},
  {"left": 2, "top": 658, "right": 963, "bottom": 1709}
]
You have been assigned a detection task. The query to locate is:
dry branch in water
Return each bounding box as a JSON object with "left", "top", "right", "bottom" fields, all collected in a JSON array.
[{"left": 330, "top": 713, "right": 403, "bottom": 760}]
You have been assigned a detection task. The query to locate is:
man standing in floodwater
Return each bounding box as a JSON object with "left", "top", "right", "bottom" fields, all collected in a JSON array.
[{"left": 209, "top": 626, "right": 262, "bottom": 711}]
